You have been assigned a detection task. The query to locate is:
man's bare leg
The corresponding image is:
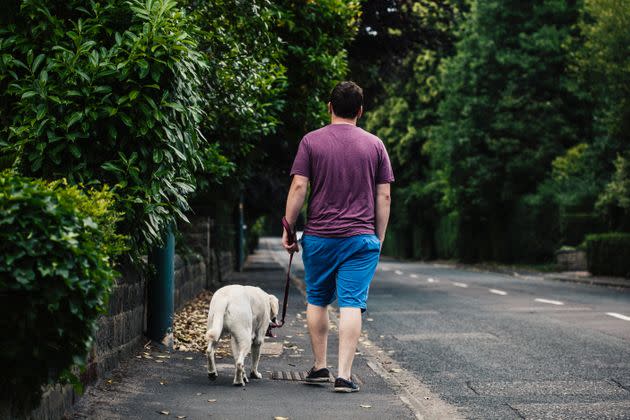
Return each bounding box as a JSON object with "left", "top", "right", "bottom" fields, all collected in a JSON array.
[
  {"left": 307, "top": 303, "right": 329, "bottom": 369},
  {"left": 338, "top": 307, "right": 361, "bottom": 380}
]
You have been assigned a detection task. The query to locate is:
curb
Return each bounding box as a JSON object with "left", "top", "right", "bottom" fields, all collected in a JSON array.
[{"left": 542, "top": 274, "right": 630, "bottom": 289}]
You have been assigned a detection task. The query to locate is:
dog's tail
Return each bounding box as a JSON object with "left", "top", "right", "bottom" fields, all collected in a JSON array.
[{"left": 205, "top": 297, "right": 228, "bottom": 342}]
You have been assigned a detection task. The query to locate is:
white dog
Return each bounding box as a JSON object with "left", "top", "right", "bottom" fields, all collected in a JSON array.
[{"left": 205, "top": 285, "right": 279, "bottom": 386}]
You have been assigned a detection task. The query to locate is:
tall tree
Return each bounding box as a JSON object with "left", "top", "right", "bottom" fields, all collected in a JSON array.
[
  {"left": 431, "top": 0, "right": 590, "bottom": 261},
  {"left": 361, "top": 0, "right": 465, "bottom": 258}
]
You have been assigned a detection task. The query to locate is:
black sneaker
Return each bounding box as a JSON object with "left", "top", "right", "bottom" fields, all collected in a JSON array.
[
  {"left": 304, "top": 367, "right": 331, "bottom": 383},
  {"left": 334, "top": 377, "right": 360, "bottom": 393}
]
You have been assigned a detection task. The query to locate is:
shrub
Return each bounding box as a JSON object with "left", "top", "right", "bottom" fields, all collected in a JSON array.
[
  {"left": 0, "top": 171, "right": 126, "bottom": 411},
  {"left": 0, "top": 0, "right": 209, "bottom": 255},
  {"left": 586, "top": 232, "right": 630, "bottom": 277}
]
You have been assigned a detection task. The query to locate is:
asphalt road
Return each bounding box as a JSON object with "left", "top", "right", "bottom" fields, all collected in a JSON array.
[{"left": 266, "top": 237, "right": 630, "bottom": 419}]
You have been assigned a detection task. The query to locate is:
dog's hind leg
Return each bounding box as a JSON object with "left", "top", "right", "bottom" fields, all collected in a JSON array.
[
  {"left": 206, "top": 338, "right": 218, "bottom": 380},
  {"left": 231, "top": 333, "right": 251, "bottom": 386},
  {"left": 250, "top": 333, "right": 264, "bottom": 379}
]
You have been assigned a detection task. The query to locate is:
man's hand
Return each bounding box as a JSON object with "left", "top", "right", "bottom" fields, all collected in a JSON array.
[{"left": 282, "top": 227, "right": 299, "bottom": 254}]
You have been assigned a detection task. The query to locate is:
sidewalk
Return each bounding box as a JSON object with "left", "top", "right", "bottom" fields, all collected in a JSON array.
[{"left": 72, "top": 247, "right": 414, "bottom": 419}]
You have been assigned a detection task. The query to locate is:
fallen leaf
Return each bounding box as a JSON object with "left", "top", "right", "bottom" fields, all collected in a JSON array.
[
  {"left": 360, "top": 404, "right": 372, "bottom": 409},
  {"left": 160, "top": 381, "right": 167, "bottom": 385},
  {"left": 390, "top": 368, "right": 402, "bottom": 373},
  {"left": 156, "top": 360, "right": 164, "bottom": 363},
  {"left": 274, "top": 417, "right": 289, "bottom": 420},
  {"left": 207, "top": 399, "right": 217, "bottom": 403},
  {"left": 159, "top": 410, "right": 170, "bottom": 415},
  {"left": 176, "top": 416, "right": 186, "bottom": 419},
  {"left": 185, "top": 357, "right": 193, "bottom": 360},
  {"left": 106, "top": 379, "right": 113, "bottom": 384}
]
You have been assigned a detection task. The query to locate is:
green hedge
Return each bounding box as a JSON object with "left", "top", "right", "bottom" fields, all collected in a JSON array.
[
  {"left": 586, "top": 232, "right": 630, "bottom": 277},
  {"left": 0, "top": 0, "right": 209, "bottom": 256},
  {"left": 0, "top": 171, "right": 126, "bottom": 411}
]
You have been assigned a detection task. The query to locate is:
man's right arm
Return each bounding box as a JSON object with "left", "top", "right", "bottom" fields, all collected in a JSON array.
[
  {"left": 375, "top": 183, "right": 391, "bottom": 244},
  {"left": 283, "top": 174, "right": 309, "bottom": 253}
]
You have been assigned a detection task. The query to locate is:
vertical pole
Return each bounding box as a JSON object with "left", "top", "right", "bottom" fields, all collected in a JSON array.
[
  {"left": 238, "top": 195, "right": 245, "bottom": 272},
  {"left": 147, "top": 224, "right": 174, "bottom": 347}
]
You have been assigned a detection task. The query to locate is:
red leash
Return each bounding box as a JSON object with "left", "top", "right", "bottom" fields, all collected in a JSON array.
[{"left": 266, "top": 217, "right": 296, "bottom": 337}]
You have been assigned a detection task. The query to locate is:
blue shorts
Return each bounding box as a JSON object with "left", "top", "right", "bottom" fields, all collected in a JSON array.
[{"left": 301, "top": 234, "right": 381, "bottom": 311}]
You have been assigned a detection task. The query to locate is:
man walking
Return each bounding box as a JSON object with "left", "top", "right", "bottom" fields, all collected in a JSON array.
[{"left": 282, "top": 81, "right": 394, "bottom": 392}]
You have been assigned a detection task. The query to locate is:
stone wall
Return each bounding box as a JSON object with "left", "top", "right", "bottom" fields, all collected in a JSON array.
[
  {"left": 179, "top": 215, "right": 235, "bottom": 289},
  {"left": 556, "top": 249, "right": 587, "bottom": 271},
  {"left": 174, "top": 254, "right": 206, "bottom": 311},
  {"left": 27, "top": 254, "right": 207, "bottom": 420},
  {"left": 23, "top": 215, "right": 236, "bottom": 420}
]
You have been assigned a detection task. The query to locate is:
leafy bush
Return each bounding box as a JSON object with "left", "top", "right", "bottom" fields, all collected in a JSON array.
[
  {"left": 596, "top": 153, "right": 630, "bottom": 231},
  {"left": 0, "top": 171, "right": 126, "bottom": 410},
  {"left": 0, "top": 0, "right": 211, "bottom": 255},
  {"left": 586, "top": 232, "right": 630, "bottom": 277}
]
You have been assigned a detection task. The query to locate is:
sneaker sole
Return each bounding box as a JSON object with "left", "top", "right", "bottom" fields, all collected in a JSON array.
[
  {"left": 303, "top": 377, "right": 331, "bottom": 383},
  {"left": 333, "top": 387, "right": 359, "bottom": 393}
]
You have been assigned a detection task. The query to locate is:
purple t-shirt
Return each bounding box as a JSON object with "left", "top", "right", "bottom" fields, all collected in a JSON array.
[{"left": 290, "top": 123, "right": 395, "bottom": 237}]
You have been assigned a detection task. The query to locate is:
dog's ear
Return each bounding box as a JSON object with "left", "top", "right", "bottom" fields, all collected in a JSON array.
[{"left": 268, "top": 294, "right": 279, "bottom": 317}]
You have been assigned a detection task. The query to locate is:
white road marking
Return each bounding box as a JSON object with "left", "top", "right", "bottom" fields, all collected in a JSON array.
[
  {"left": 489, "top": 289, "right": 507, "bottom": 296},
  {"left": 534, "top": 298, "right": 564, "bottom": 306},
  {"left": 606, "top": 312, "right": 630, "bottom": 322},
  {"left": 427, "top": 278, "right": 438, "bottom": 283},
  {"left": 453, "top": 282, "right": 468, "bottom": 288},
  {"left": 410, "top": 274, "right": 419, "bottom": 279},
  {"left": 395, "top": 270, "right": 404, "bottom": 275}
]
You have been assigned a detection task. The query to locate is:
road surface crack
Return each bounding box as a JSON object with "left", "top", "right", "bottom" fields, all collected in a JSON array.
[
  {"left": 610, "top": 378, "right": 630, "bottom": 393},
  {"left": 506, "top": 403, "right": 525, "bottom": 419},
  {"left": 465, "top": 380, "right": 479, "bottom": 395}
]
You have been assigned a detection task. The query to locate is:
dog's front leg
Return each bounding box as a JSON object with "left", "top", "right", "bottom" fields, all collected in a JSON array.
[
  {"left": 206, "top": 339, "right": 218, "bottom": 380},
  {"left": 250, "top": 337, "right": 263, "bottom": 379}
]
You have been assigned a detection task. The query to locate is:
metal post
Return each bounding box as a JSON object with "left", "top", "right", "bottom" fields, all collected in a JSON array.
[
  {"left": 147, "top": 224, "right": 174, "bottom": 347},
  {"left": 238, "top": 195, "right": 245, "bottom": 271}
]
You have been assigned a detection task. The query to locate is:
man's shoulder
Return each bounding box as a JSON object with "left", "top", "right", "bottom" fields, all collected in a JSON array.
[
  {"left": 356, "top": 127, "right": 384, "bottom": 144},
  {"left": 305, "top": 125, "right": 383, "bottom": 144},
  {"left": 303, "top": 125, "right": 332, "bottom": 140}
]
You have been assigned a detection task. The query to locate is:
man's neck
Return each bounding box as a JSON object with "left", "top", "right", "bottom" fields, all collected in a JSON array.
[{"left": 330, "top": 116, "right": 357, "bottom": 126}]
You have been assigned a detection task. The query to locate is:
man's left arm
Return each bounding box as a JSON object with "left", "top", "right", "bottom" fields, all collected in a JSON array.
[{"left": 283, "top": 174, "right": 309, "bottom": 253}]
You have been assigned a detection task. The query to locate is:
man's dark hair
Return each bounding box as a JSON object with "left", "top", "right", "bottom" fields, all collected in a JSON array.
[{"left": 329, "top": 81, "right": 363, "bottom": 119}]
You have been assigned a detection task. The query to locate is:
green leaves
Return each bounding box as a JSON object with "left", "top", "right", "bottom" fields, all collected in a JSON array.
[
  {"left": 1, "top": 0, "right": 210, "bottom": 256},
  {"left": 0, "top": 171, "right": 126, "bottom": 409}
]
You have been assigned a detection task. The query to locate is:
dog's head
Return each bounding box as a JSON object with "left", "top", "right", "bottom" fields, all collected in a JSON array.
[{"left": 268, "top": 294, "right": 280, "bottom": 326}]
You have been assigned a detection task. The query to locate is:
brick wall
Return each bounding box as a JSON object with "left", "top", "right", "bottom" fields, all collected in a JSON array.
[
  {"left": 22, "top": 216, "right": 236, "bottom": 420},
  {"left": 27, "top": 254, "right": 207, "bottom": 420}
]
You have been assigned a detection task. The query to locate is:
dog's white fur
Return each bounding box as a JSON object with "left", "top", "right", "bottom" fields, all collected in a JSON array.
[{"left": 205, "top": 285, "right": 279, "bottom": 386}]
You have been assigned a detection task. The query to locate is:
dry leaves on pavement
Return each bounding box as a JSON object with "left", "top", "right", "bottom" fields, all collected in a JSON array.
[{"left": 173, "top": 290, "right": 230, "bottom": 357}]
